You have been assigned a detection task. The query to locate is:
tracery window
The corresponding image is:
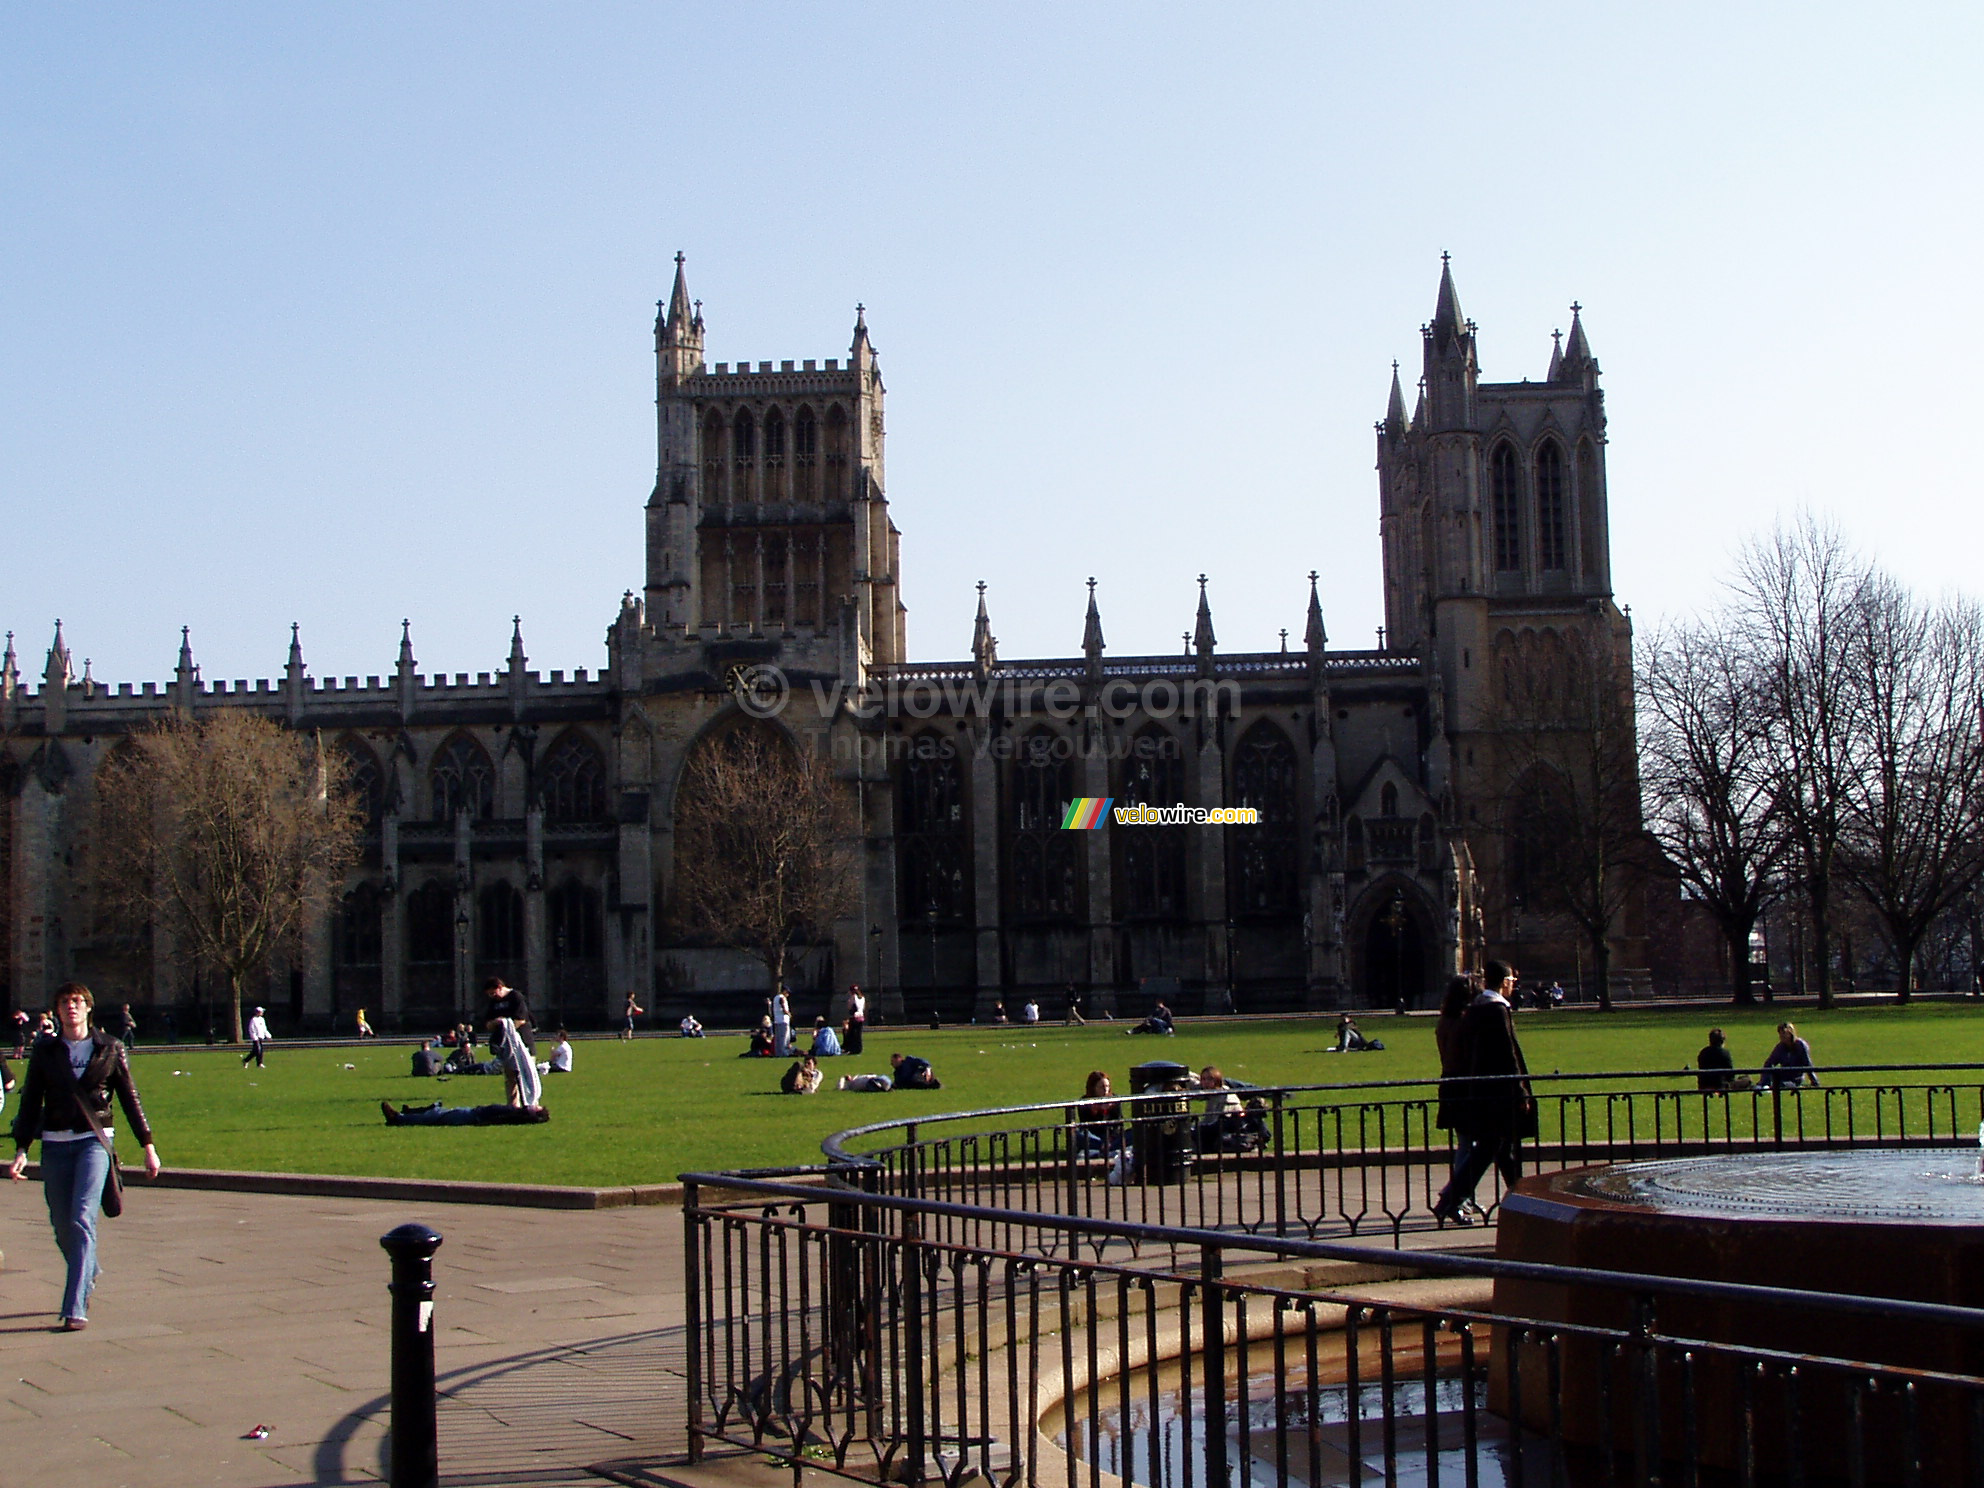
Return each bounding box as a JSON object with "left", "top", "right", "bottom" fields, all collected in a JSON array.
[
  {"left": 731, "top": 409, "right": 755, "bottom": 462},
  {"left": 1491, "top": 443, "right": 1522, "bottom": 573},
  {"left": 1506, "top": 770, "right": 1566, "bottom": 913},
  {"left": 762, "top": 406, "right": 786, "bottom": 501},
  {"left": 897, "top": 735, "right": 970, "bottom": 923},
  {"left": 824, "top": 404, "right": 849, "bottom": 501},
  {"left": 548, "top": 879, "right": 603, "bottom": 961},
  {"left": 338, "top": 734, "right": 384, "bottom": 827},
  {"left": 431, "top": 733, "right": 495, "bottom": 822},
  {"left": 1536, "top": 440, "right": 1567, "bottom": 570},
  {"left": 540, "top": 730, "right": 607, "bottom": 824},
  {"left": 703, "top": 410, "right": 726, "bottom": 503},
  {"left": 794, "top": 405, "right": 818, "bottom": 501},
  {"left": 333, "top": 883, "right": 384, "bottom": 967},
  {"left": 1380, "top": 781, "right": 1399, "bottom": 817},
  {"left": 1117, "top": 729, "right": 1185, "bottom": 919},
  {"left": 1229, "top": 722, "right": 1300, "bottom": 918},
  {"left": 406, "top": 881, "right": 455, "bottom": 964},
  {"left": 1005, "top": 730, "right": 1081, "bottom": 922},
  {"left": 478, "top": 882, "right": 525, "bottom": 961}
]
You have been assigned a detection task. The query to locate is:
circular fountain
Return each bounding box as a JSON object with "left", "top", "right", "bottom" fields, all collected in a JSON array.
[{"left": 1495, "top": 1149, "right": 1984, "bottom": 1481}]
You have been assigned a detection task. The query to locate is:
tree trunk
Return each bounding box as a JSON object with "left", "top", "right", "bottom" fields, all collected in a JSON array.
[
  {"left": 1895, "top": 932, "right": 1918, "bottom": 1007},
  {"left": 1593, "top": 926, "right": 1614, "bottom": 1011},
  {"left": 1725, "top": 918, "right": 1758, "bottom": 1005},
  {"left": 227, "top": 968, "right": 244, "bottom": 1044},
  {"left": 1808, "top": 878, "right": 1835, "bottom": 1009}
]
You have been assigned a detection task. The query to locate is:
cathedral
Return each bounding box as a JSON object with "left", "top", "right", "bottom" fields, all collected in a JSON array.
[{"left": 0, "top": 257, "right": 1645, "bottom": 1030}]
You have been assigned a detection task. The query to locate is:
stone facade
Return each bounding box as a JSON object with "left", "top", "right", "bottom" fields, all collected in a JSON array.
[{"left": 0, "top": 257, "right": 1644, "bottom": 1030}]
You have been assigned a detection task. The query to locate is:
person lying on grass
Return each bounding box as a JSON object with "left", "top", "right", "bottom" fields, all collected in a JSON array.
[{"left": 381, "top": 1100, "right": 549, "bottom": 1126}]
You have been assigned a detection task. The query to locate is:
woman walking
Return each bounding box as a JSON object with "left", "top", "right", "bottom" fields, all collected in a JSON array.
[{"left": 8, "top": 982, "right": 161, "bottom": 1330}]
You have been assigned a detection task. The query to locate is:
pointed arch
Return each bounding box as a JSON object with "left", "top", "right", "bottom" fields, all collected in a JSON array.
[
  {"left": 334, "top": 881, "right": 385, "bottom": 968},
  {"left": 1004, "top": 728, "right": 1081, "bottom": 922},
  {"left": 430, "top": 731, "right": 495, "bottom": 822},
  {"left": 337, "top": 733, "right": 384, "bottom": 827},
  {"left": 477, "top": 880, "right": 525, "bottom": 961},
  {"left": 823, "top": 404, "right": 849, "bottom": 500},
  {"left": 762, "top": 405, "right": 786, "bottom": 501},
  {"left": 540, "top": 728, "right": 607, "bottom": 824},
  {"left": 702, "top": 408, "right": 727, "bottom": 503},
  {"left": 1490, "top": 441, "right": 1523, "bottom": 573},
  {"left": 1116, "top": 725, "right": 1186, "bottom": 920},
  {"left": 794, "top": 404, "right": 819, "bottom": 502},
  {"left": 1535, "top": 438, "right": 1567, "bottom": 571},
  {"left": 898, "top": 732, "right": 970, "bottom": 923},
  {"left": 1229, "top": 720, "right": 1300, "bottom": 919},
  {"left": 548, "top": 876, "right": 603, "bottom": 962},
  {"left": 405, "top": 879, "right": 455, "bottom": 964}
]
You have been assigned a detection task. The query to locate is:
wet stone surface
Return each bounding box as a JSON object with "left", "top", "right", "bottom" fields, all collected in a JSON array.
[{"left": 1575, "top": 1149, "right": 1984, "bottom": 1222}]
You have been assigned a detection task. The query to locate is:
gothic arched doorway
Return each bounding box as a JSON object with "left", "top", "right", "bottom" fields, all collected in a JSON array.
[{"left": 1358, "top": 887, "right": 1431, "bottom": 1011}]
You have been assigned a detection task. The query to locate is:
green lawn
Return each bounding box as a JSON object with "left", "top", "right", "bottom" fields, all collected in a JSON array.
[{"left": 103, "top": 1003, "right": 1984, "bottom": 1187}]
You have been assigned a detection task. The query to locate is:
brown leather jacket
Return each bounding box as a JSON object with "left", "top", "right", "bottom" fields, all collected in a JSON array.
[{"left": 11, "top": 1031, "right": 153, "bottom": 1149}]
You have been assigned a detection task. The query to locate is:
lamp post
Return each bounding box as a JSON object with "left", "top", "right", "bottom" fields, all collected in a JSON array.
[
  {"left": 925, "top": 904, "right": 940, "bottom": 1020},
  {"left": 868, "top": 923, "right": 882, "bottom": 1006},
  {"left": 1224, "top": 915, "right": 1237, "bottom": 1014},
  {"left": 454, "top": 905, "right": 471, "bottom": 1021},
  {"left": 553, "top": 927, "right": 567, "bottom": 1028}
]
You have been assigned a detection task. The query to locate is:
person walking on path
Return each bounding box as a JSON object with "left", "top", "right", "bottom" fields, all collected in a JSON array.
[
  {"left": 241, "top": 1007, "right": 272, "bottom": 1068},
  {"left": 354, "top": 1007, "right": 377, "bottom": 1038},
  {"left": 620, "top": 991, "right": 644, "bottom": 1041},
  {"left": 1432, "top": 961, "right": 1534, "bottom": 1225},
  {"left": 8, "top": 981, "right": 162, "bottom": 1330},
  {"left": 844, "top": 984, "right": 867, "bottom": 1056}
]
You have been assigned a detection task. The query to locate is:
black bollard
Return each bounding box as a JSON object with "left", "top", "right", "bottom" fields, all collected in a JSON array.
[{"left": 381, "top": 1223, "right": 444, "bottom": 1488}]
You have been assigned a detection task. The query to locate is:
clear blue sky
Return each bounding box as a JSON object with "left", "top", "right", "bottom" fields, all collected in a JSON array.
[{"left": 2, "top": 4, "right": 1977, "bottom": 684}]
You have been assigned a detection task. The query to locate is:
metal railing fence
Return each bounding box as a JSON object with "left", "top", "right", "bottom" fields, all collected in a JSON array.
[
  {"left": 683, "top": 1175, "right": 1984, "bottom": 1488},
  {"left": 820, "top": 1064, "right": 1984, "bottom": 1244}
]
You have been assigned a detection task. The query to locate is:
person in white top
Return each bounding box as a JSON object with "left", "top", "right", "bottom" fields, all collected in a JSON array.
[
  {"left": 242, "top": 1007, "right": 272, "bottom": 1068},
  {"left": 1021, "top": 999, "right": 1040, "bottom": 1025},
  {"left": 771, "top": 989, "right": 793, "bottom": 1057},
  {"left": 546, "top": 1032, "right": 574, "bottom": 1074},
  {"left": 845, "top": 984, "right": 867, "bottom": 1056}
]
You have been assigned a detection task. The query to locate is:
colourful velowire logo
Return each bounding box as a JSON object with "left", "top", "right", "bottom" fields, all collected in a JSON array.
[{"left": 1061, "top": 797, "right": 1113, "bottom": 830}]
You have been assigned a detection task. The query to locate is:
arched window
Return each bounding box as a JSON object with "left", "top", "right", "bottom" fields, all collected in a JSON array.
[
  {"left": 406, "top": 881, "right": 455, "bottom": 964},
  {"left": 1005, "top": 730, "right": 1081, "bottom": 922},
  {"left": 898, "top": 734, "right": 970, "bottom": 923},
  {"left": 477, "top": 882, "right": 525, "bottom": 961},
  {"left": 333, "top": 883, "right": 384, "bottom": 967},
  {"left": 762, "top": 407, "right": 786, "bottom": 501},
  {"left": 1491, "top": 443, "right": 1523, "bottom": 573},
  {"left": 1230, "top": 722, "right": 1300, "bottom": 918},
  {"left": 431, "top": 733, "right": 495, "bottom": 822},
  {"left": 1506, "top": 771, "right": 1566, "bottom": 913},
  {"left": 702, "top": 409, "right": 726, "bottom": 503},
  {"left": 1117, "top": 728, "right": 1185, "bottom": 920},
  {"left": 794, "top": 405, "right": 818, "bottom": 501},
  {"left": 548, "top": 878, "right": 603, "bottom": 961},
  {"left": 823, "top": 404, "right": 849, "bottom": 501},
  {"left": 1535, "top": 440, "right": 1567, "bottom": 570},
  {"left": 731, "top": 408, "right": 755, "bottom": 462},
  {"left": 539, "top": 730, "right": 606, "bottom": 824},
  {"left": 338, "top": 735, "right": 384, "bottom": 827},
  {"left": 1380, "top": 781, "right": 1399, "bottom": 818}
]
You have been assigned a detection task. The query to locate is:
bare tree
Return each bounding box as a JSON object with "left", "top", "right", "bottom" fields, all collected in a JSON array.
[
  {"left": 1638, "top": 615, "right": 1788, "bottom": 1003},
  {"left": 1838, "top": 580, "right": 1984, "bottom": 1002},
  {"left": 91, "top": 711, "right": 363, "bottom": 1041},
  {"left": 1500, "top": 620, "right": 1649, "bottom": 1011},
  {"left": 670, "top": 726, "right": 860, "bottom": 997},
  {"left": 1735, "top": 515, "right": 1870, "bottom": 1008}
]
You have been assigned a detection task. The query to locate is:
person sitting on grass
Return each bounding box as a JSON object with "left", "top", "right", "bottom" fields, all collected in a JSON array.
[
  {"left": 544, "top": 1030, "right": 574, "bottom": 1074},
  {"left": 809, "top": 1017, "right": 842, "bottom": 1058},
  {"left": 382, "top": 1099, "right": 549, "bottom": 1126},
  {"left": 781, "top": 1054, "right": 824, "bottom": 1095},
  {"left": 411, "top": 1039, "right": 443, "bottom": 1077},
  {"left": 742, "top": 1017, "right": 775, "bottom": 1058},
  {"left": 890, "top": 1052, "right": 942, "bottom": 1090},
  {"left": 680, "top": 1014, "right": 705, "bottom": 1038},
  {"left": 1131, "top": 1000, "right": 1175, "bottom": 1035},
  {"left": 1696, "top": 1028, "right": 1735, "bottom": 1091},
  {"left": 1330, "top": 1015, "right": 1384, "bottom": 1052},
  {"left": 1760, "top": 1022, "right": 1819, "bottom": 1090}
]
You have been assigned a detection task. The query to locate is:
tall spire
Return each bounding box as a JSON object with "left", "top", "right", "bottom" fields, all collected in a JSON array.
[
  {"left": 657, "top": 252, "right": 704, "bottom": 380},
  {"left": 1082, "top": 578, "right": 1105, "bottom": 675},
  {"left": 1, "top": 631, "right": 16, "bottom": 699},
  {"left": 44, "top": 619, "right": 72, "bottom": 691},
  {"left": 665, "top": 251, "right": 692, "bottom": 331},
  {"left": 1547, "top": 327, "right": 1564, "bottom": 382},
  {"left": 1304, "top": 571, "right": 1327, "bottom": 654},
  {"left": 1193, "top": 574, "right": 1216, "bottom": 675},
  {"left": 287, "top": 622, "right": 306, "bottom": 673},
  {"left": 1383, "top": 361, "right": 1407, "bottom": 438},
  {"left": 850, "top": 301, "right": 875, "bottom": 379},
  {"left": 971, "top": 582, "right": 997, "bottom": 675},
  {"left": 284, "top": 623, "right": 309, "bottom": 723},
  {"left": 1430, "top": 252, "right": 1465, "bottom": 351},
  {"left": 508, "top": 615, "right": 528, "bottom": 670},
  {"left": 1560, "top": 302, "right": 1595, "bottom": 377},
  {"left": 397, "top": 619, "right": 416, "bottom": 670},
  {"left": 174, "top": 625, "right": 200, "bottom": 711}
]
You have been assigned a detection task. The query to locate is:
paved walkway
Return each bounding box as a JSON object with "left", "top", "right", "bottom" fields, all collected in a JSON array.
[{"left": 0, "top": 1182, "right": 691, "bottom": 1487}]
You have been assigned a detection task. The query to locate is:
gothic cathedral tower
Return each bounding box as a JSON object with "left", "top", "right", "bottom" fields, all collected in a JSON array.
[{"left": 1376, "top": 258, "right": 1645, "bottom": 991}]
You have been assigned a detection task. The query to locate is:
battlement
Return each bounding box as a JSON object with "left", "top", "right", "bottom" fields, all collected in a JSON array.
[{"left": 684, "top": 359, "right": 869, "bottom": 396}]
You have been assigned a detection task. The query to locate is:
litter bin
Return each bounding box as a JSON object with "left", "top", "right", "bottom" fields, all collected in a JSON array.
[{"left": 1128, "top": 1062, "right": 1195, "bottom": 1184}]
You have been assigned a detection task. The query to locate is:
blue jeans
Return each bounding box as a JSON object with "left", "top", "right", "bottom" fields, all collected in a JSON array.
[{"left": 41, "top": 1138, "right": 108, "bottom": 1322}]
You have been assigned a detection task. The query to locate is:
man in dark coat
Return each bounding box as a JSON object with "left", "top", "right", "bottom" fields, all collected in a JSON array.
[{"left": 1432, "top": 961, "right": 1535, "bottom": 1224}]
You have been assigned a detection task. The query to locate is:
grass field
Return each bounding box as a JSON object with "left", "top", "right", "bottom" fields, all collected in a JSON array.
[{"left": 89, "top": 1002, "right": 1984, "bottom": 1187}]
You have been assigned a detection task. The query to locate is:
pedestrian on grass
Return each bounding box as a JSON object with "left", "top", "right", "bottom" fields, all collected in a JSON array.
[
  {"left": 771, "top": 987, "right": 793, "bottom": 1057},
  {"left": 483, "top": 978, "right": 537, "bottom": 1106},
  {"left": 9, "top": 982, "right": 162, "bottom": 1330},
  {"left": 355, "top": 1007, "right": 377, "bottom": 1038},
  {"left": 844, "top": 984, "right": 867, "bottom": 1055},
  {"left": 113, "top": 1004, "right": 136, "bottom": 1050},
  {"left": 1432, "top": 961, "right": 1534, "bottom": 1225},
  {"left": 620, "top": 990, "right": 644, "bottom": 1041},
  {"left": 241, "top": 1006, "right": 272, "bottom": 1068}
]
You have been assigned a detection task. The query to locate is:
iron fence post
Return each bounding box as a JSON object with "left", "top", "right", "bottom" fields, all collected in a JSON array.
[
  {"left": 380, "top": 1222, "right": 443, "bottom": 1488},
  {"left": 1201, "top": 1243, "right": 1229, "bottom": 1488},
  {"left": 903, "top": 1212, "right": 928, "bottom": 1485},
  {"left": 684, "top": 1179, "right": 705, "bottom": 1463}
]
